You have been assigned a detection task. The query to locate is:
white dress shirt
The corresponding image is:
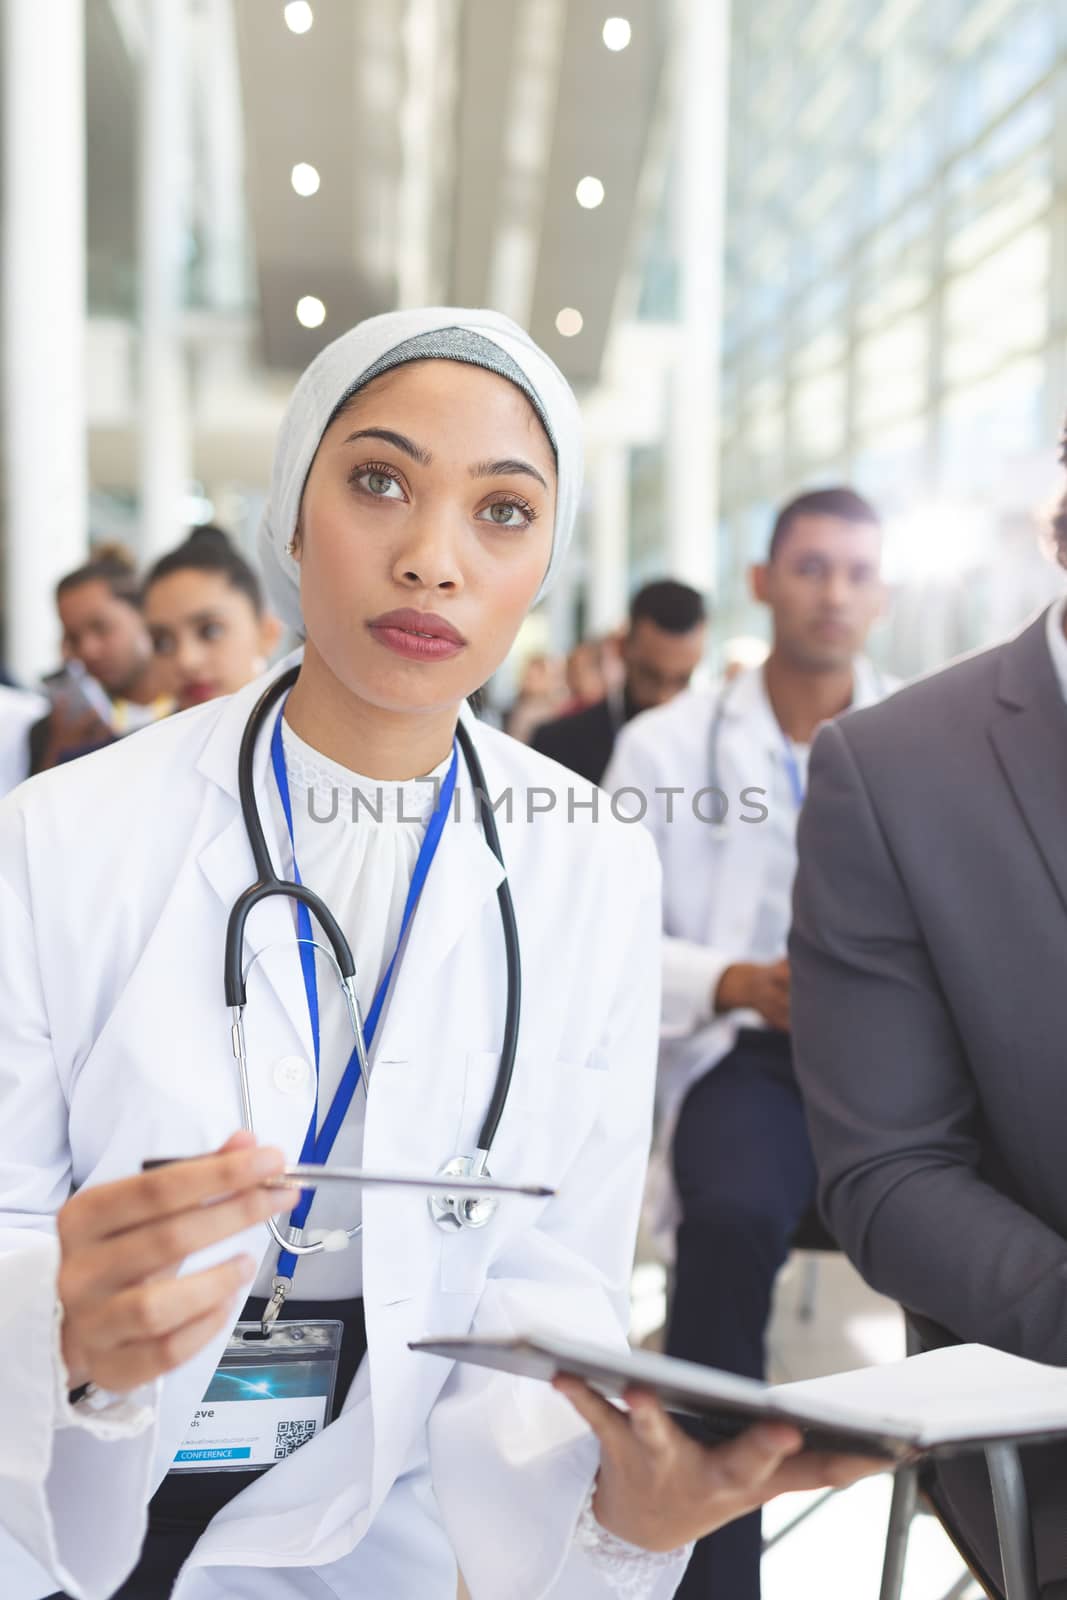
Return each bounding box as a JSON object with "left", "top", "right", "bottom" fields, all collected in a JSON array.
[
  {"left": 1045, "top": 596, "right": 1067, "bottom": 704},
  {"left": 744, "top": 727, "right": 811, "bottom": 968},
  {"left": 251, "top": 717, "right": 683, "bottom": 1594}
]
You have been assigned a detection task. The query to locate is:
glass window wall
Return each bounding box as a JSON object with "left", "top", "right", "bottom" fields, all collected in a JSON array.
[{"left": 712, "top": 0, "right": 1067, "bottom": 673}]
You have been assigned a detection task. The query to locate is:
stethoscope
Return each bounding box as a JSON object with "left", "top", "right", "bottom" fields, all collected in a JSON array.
[
  {"left": 706, "top": 662, "right": 888, "bottom": 829},
  {"left": 224, "top": 665, "right": 521, "bottom": 1263}
]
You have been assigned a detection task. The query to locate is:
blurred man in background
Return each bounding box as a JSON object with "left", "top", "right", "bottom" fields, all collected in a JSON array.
[
  {"left": 30, "top": 545, "right": 172, "bottom": 772},
  {"left": 533, "top": 579, "right": 707, "bottom": 784},
  {"left": 606, "top": 488, "right": 891, "bottom": 1600}
]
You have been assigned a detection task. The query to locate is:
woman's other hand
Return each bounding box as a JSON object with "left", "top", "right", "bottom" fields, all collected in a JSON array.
[{"left": 554, "top": 1377, "right": 885, "bottom": 1553}]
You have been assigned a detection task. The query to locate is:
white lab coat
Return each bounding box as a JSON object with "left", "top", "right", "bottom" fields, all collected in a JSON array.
[
  {"left": 602, "top": 661, "right": 893, "bottom": 1207},
  {"left": 0, "top": 656, "right": 679, "bottom": 1600}
]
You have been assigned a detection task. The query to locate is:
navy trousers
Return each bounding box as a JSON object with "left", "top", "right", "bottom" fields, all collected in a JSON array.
[{"left": 668, "top": 1029, "right": 817, "bottom": 1600}]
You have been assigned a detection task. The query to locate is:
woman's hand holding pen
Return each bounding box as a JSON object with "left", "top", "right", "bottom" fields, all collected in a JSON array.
[
  {"left": 554, "top": 1379, "right": 884, "bottom": 1553},
  {"left": 57, "top": 1131, "right": 299, "bottom": 1393}
]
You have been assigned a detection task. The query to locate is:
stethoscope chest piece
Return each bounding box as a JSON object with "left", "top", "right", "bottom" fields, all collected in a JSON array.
[{"left": 429, "top": 1155, "right": 499, "bottom": 1232}]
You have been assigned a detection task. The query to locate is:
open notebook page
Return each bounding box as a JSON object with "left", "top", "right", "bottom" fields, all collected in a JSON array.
[
  {"left": 778, "top": 1344, "right": 1067, "bottom": 1447},
  {"left": 410, "top": 1333, "right": 1067, "bottom": 1453}
]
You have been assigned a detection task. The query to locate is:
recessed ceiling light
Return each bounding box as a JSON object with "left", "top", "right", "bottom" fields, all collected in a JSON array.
[
  {"left": 284, "top": 2, "right": 313, "bottom": 35},
  {"left": 556, "top": 307, "right": 584, "bottom": 338},
  {"left": 576, "top": 175, "right": 605, "bottom": 209},
  {"left": 602, "top": 16, "right": 631, "bottom": 51},
  {"left": 296, "top": 295, "right": 326, "bottom": 329},
  {"left": 290, "top": 162, "right": 320, "bottom": 197}
]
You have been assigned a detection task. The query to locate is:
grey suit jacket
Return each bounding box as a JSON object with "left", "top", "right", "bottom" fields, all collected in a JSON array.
[{"left": 791, "top": 608, "right": 1067, "bottom": 1366}]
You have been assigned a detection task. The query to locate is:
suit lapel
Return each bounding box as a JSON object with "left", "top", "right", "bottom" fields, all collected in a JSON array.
[{"left": 988, "top": 610, "right": 1067, "bottom": 920}]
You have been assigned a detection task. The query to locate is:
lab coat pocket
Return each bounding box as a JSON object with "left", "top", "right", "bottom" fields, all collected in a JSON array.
[{"left": 438, "top": 1049, "right": 604, "bottom": 1295}]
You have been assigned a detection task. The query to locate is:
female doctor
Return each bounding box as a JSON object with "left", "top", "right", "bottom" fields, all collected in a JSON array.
[{"left": 0, "top": 309, "right": 875, "bottom": 1600}]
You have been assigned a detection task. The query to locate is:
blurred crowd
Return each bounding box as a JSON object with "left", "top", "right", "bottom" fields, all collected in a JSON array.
[
  {"left": 0, "top": 532, "right": 731, "bottom": 797},
  {"left": 502, "top": 580, "right": 707, "bottom": 777},
  {"left": 0, "top": 526, "right": 280, "bottom": 785}
]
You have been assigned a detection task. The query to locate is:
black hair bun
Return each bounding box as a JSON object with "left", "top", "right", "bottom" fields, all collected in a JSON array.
[
  {"left": 88, "top": 540, "right": 137, "bottom": 575},
  {"left": 145, "top": 521, "right": 264, "bottom": 615},
  {"left": 187, "top": 523, "right": 234, "bottom": 551}
]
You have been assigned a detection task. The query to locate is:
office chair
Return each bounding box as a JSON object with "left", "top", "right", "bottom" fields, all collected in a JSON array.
[
  {"left": 777, "top": 1218, "right": 1037, "bottom": 1600},
  {"left": 879, "top": 1313, "right": 1039, "bottom": 1600},
  {"left": 789, "top": 1204, "right": 837, "bottom": 1322},
  {"left": 763, "top": 1209, "right": 861, "bottom": 1555}
]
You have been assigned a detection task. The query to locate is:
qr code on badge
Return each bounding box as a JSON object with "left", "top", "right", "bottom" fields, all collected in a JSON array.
[{"left": 274, "top": 1418, "right": 317, "bottom": 1458}]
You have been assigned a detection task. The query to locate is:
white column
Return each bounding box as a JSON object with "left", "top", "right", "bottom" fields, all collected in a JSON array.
[
  {"left": 397, "top": 0, "right": 460, "bottom": 307},
  {"left": 663, "top": 0, "right": 730, "bottom": 596},
  {"left": 2, "top": 0, "right": 88, "bottom": 681},
  {"left": 139, "top": 0, "right": 192, "bottom": 560},
  {"left": 194, "top": 0, "right": 246, "bottom": 313},
  {"left": 545, "top": 533, "right": 579, "bottom": 654},
  {"left": 588, "top": 444, "right": 629, "bottom": 635}
]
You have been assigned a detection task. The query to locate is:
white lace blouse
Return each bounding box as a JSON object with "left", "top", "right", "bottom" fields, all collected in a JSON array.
[{"left": 251, "top": 718, "right": 691, "bottom": 1595}]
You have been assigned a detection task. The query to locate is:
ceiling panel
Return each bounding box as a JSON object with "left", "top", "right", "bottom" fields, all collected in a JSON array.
[
  {"left": 232, "top": 0, "right": 403, "bottom": 366},
  {"left": 233, "top": 0, "right": 667, "bottom": 386},
  {"left": 449, "top": 0, "right": 520, "bottom": 307},
  {"left": 529, "top": 0, "right": 667, "bottom": 383}
]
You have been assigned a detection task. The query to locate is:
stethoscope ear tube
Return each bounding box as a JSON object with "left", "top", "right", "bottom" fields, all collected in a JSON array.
[
  {"left": 454, "top": 719, "right": 521, "bottom": 1156},
  {"left": 225, "top": 883, "right": 358, "bottom": 1008},
  {"left": 238, "top": 664, "right": 301, "bottom": 882},
  {"left": 477, "top": 878, "right": 520, "bottom": 1152},
  {"left": 225, "top": 662, "right": 358, "bottom": 1008}
]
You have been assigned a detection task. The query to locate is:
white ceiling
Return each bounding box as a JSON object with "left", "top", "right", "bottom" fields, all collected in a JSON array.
[
  {"left": 78, "top": 0, "right": 670, "bottom": 499},
  {"left": 232, "top": 0, "right": 667, "bottom": 386}
]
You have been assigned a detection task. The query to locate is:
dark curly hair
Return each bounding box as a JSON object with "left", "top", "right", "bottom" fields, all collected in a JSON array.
[{"left": 55, "top": 542, "right": 142, "bottom": 609}]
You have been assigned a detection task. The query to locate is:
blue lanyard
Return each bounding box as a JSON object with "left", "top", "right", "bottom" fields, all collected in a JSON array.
[
  {"left": 268, "top": 705, "right": 459, "bottom": 1282},
  {"left": 779, "top": 731, "right": 806, "bottom": 812}
]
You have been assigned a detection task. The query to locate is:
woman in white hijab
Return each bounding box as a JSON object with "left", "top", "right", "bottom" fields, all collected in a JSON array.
[{"left": 0, "top": 310, "right": 875, "bottom": 1600}]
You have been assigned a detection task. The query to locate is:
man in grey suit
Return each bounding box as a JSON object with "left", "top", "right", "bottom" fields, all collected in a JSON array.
[{"left": 790, "top": 511, "right": 1067, "bottom": 1594}]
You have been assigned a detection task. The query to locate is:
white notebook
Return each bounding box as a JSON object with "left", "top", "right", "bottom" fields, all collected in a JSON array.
[{"left": 409, "top": 1332, "right": 1067, "bottom": 1460}]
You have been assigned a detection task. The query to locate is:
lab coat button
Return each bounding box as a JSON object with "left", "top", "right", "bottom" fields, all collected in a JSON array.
[{"left": 273, "top": 1055, "right": 311, "bottom": 1093}]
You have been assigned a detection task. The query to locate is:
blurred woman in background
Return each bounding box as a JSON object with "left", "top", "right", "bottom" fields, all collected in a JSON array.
[{"left": 144, "top": 525, "right": 281, "bottom": 711}]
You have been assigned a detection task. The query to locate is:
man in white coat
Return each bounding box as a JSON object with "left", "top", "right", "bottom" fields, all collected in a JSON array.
[{"left": 603, "top": 487, "right": 892, "bottom": 1600}]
